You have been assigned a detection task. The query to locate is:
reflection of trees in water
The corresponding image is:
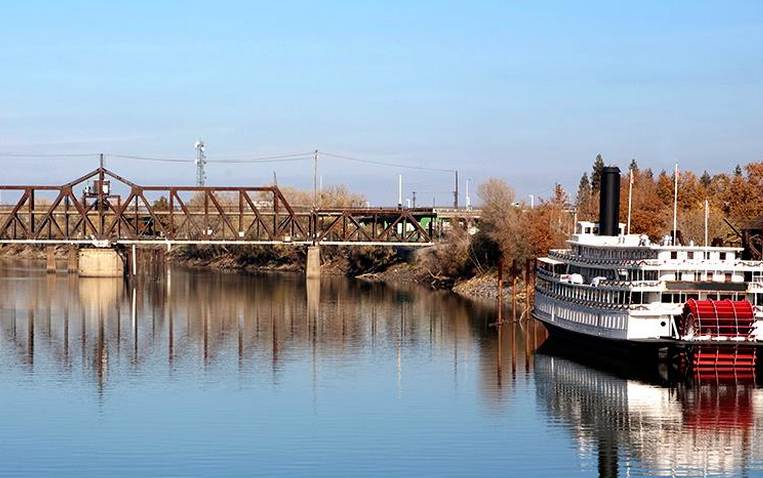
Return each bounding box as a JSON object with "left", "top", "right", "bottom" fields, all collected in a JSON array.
[
  {"left": 534, "top": 351, "right": 763, "bottom": 477},
  {"left": 0, "top": 264, "right": 547, "bottom": 404}
]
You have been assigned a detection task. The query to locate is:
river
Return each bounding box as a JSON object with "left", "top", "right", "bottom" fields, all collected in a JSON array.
[{"left": 1, "top": 260, "right": 763, "bottom": 477}]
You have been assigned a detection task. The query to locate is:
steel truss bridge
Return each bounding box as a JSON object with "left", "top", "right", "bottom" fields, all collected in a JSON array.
[{"left": 0, "top": 167, "right": 478, "bottom": 247}]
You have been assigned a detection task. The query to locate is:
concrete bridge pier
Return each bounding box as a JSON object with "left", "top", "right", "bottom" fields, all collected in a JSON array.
[
  {"left": 46, "top": 246, "right": 56, "bottom": 273},
  {"left": 306, "top": 245, "right": 321, "bottom": 279},
  {"left": 67, "top": 246, "right": 79, "bottom": 273},
  {"left": 78, "top": 248, "right": 125, "bottom": 277}
]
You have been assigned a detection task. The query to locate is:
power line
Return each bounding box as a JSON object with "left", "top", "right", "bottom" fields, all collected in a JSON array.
[
  {"left": 108, "top": 154, "right": 193, "bottom": 163},
  {"left": 107, "top": 152, "right": 313, "bottom": 164},
  {"left": 0, "top": 150, "right": 455, "bottom": 172},
  {"left": 207, "top": 156, "right": 312, "bottom": 164},
  {"left": 0, "top": 152, "right": 98, "bottom": 159},
  {"left": 207, "top": 151, "right": 315, "bottom": 161},
  {"left": 319, "top": 151, "right": 455, "bottom": 173}
]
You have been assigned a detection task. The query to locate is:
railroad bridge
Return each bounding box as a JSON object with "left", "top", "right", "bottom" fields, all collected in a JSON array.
[{"left": 0, "top": 167, "right": 479, "bottom": 277}]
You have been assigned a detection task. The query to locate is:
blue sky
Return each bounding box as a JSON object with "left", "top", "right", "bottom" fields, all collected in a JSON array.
[{"left": 0, "top": 1, "right": 761, "bottom": 205}]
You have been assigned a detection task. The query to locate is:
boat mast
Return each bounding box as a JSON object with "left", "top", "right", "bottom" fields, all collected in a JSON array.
[
  {"left": 704, "top": 198, "right": 709, "bottom": 246},
  {"left": 673, "top": 163, "right": 679, "bottom": 245},
  {"left": 627, "top": 168, "right": 633, "bottom": 235}
]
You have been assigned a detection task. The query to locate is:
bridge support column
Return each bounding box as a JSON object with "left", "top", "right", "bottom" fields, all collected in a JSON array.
[
  {"left": 46, "top": 246, "right": 56, "bottom": 273},
  {"left": 78, "top": 248, "right": 124, "bottom": 277},
  {"left": 306, "top": 245, "right": 321, "bottom": 279},
  {"left": 67, "top": 246, "right": 79, "bottom": 273}
]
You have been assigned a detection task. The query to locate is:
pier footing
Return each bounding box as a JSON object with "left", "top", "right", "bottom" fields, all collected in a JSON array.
[
  {"left": 78, "top": 248, "right": 124, "bottom": 277},
  {"left": 46, "top": 246, "right": 56, "bottom": 273},
  {"left": 306, "top": 246, "right": 321, "bottom": 279}
]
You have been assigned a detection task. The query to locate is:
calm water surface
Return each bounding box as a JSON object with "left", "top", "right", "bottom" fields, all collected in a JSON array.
[{"left": 1, "top": 260, "right": 763, "bottom": 477}]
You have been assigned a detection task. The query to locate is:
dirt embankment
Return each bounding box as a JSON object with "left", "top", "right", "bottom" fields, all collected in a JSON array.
[
  {"left": 0, "top": 244, "right": 71, "bottom": 259},
  {"left": 451, "top": 272, "right": 529, "bottom": 303}
]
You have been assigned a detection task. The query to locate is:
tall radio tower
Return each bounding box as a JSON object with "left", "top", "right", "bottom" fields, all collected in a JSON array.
[{"left": 194, "top": 139, "right": 207, "bottom": 186}]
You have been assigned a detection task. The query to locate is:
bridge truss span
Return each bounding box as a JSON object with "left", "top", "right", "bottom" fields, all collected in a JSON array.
[{"left": 0, "top": 168, "right": 436, "bottom": 247}]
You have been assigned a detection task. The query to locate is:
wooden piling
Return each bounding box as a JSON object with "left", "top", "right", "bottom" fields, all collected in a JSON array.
[
  {"left": 524, "top": 258, "right": 531, "bottom": 314},
  {"left": 511, "top": 259, "right": 517, "bottom": 322},
  {"left": 496, "top": 258, "right": 504, "bottom": 325}
]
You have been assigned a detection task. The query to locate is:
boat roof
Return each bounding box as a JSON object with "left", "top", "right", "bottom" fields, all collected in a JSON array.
[
  {"left": 569, "top": 233, "right": 741, "bottom": 251},
  {"left": 537, "top": 257, "right": 565, "bottom": 266}
]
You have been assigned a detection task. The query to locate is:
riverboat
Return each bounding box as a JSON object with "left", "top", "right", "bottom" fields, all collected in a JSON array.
[{"left": 533, "top": 166, "right": 763, "bottom": 374}]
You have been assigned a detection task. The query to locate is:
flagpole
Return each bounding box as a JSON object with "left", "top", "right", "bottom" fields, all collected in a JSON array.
[
  {"left": 673, "top": 163, "right": 679, "bottom": 245},
  {"left": 627, "top": 168, "right": 633, "bottom": 235}
]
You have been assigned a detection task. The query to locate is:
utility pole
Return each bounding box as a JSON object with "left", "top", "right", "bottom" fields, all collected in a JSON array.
[
  {"left": 194, "top": 140, "right": 206, "bottom": 186},
  {"left": 98, "top": 153, "right": 105, "bottom": 237},
  {"left": 412, "top": 191, "right": 416, "bottom": 208},
  {"left": 313, "top": 149, "right": 318, "bottom": 210},
  {"left": 398, "top": 174, "right": 403, "bottom": 208},
  {"left": 465, "top": 179, "right": 471, "bottom": 209},
  {"left": 453, "top": 170, "right": 459, "bottom": 209}
]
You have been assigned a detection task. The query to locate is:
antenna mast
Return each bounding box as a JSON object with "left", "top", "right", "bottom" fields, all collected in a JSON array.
[{"left": 194, "top": 140, "right": 207, "bottom": 186}]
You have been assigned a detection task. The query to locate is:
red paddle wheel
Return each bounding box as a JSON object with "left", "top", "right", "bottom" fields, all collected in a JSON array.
[{"left": 679, "top": 299, "right": 758, "bottom": 382}]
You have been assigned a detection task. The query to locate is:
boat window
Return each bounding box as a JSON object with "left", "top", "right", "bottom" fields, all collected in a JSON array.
[
  {"left": 725, "top": 273, "right": 732, "bottom": 283},
  {"left": 670, "top": 251, "right": 677, "bottom": 260}
]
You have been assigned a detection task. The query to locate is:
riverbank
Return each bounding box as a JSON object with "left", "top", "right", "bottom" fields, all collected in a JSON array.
[{"left": 0, "top": 243, "right": 526, "bottom": 304}]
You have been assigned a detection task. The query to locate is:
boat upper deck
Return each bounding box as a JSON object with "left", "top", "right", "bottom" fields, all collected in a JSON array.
[{"left": 551, "top": 221, "right": 763, "bottom": 269}]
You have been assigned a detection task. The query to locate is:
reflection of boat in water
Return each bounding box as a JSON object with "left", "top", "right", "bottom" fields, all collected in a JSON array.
[{"left": 535, "top": 344, "right": 763, "bottom": 477}]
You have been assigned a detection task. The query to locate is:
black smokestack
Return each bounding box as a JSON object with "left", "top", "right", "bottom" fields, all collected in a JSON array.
[{"left": 598, "top": 166, "right": 621, "bottom": 236}]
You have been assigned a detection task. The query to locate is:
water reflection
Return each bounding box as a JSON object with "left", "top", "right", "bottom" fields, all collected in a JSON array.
[
  {"left": 536, "top": 343, "right": 763, "bottom": 477},
  {"left": 0, "top": 262, "right": 542, "bottom": 403},
  {"left": 4, "top": 260, "right": 763, "bottom": 476}
]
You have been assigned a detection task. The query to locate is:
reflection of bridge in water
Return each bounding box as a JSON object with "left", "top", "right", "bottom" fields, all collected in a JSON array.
[{"left": 0, "top": 263, "right": 542, "bottom": 400}]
